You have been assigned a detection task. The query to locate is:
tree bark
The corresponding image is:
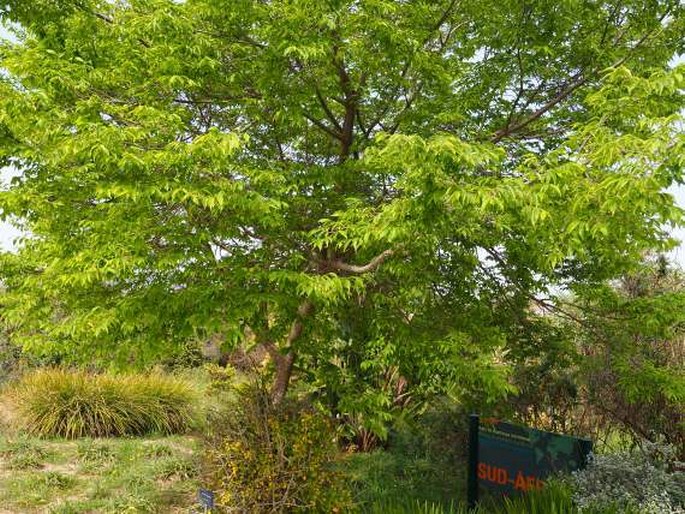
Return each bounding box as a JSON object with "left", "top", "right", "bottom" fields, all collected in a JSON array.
[
  {"left": 271, "top": 351, "right": 295, "bottom": 405},
  {"left": 266, "top": 300, "right": 314, "bottom": 404}
]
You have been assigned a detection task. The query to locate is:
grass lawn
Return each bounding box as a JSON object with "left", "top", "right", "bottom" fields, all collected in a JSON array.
[{"left": 0, "top": 432, "right": 201, "bottom": 513}]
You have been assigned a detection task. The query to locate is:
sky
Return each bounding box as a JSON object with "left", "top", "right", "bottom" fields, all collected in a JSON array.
[{"left": 1, "top": 25, "right": 684, "bottom": 267}]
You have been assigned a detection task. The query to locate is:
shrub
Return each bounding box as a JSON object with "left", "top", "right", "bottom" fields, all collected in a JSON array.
[
  {"left": 203, "top": 362, "right": 235, "bottom": 392},
  {"left": 161, "top": 341, "right": 206, "bottom": 370},
  {"left": 345, "top": 403, "right": 465, "bottom": 510},
  {"left": 0, "top": 333, "right": 23, "bottom": 385},
  {"left": 569, "top": 442, "right": 685, "bottom": 514},
  {"left": 9, "top": 369, "right": 198, "bottom": 438},
  {"left": 206, "top": 379, "right": 351, "bottom": 513},
  {"left": 574, "top": 264, "right": 685, "bottom": 454}
]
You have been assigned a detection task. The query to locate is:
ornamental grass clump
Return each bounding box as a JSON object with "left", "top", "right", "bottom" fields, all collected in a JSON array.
[{"left": 10, "top": 369, "right": 197, "bottom": 438}]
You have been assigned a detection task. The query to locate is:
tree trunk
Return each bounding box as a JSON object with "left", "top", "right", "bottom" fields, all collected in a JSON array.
[
  {"left": 271, "top": 352, "right": 295, "bottom": 405},
  {"left": 266, "top": 300, "right": 314, "bottom": 405}
]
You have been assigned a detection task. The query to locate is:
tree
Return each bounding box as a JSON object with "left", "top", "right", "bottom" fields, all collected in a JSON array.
[
  {"left": 576, "top": 257, "right": 685, "bottom": 453},
  {"left": 502, "top": 256, "right": 685, "bottom": 452},
  {"left": 0, "top": 0, "right": 683, "bottom": 410}
]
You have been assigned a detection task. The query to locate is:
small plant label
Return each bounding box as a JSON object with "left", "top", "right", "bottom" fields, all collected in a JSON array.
[{"left": 198, "top": 488, "right": 215, "bottom": 511}]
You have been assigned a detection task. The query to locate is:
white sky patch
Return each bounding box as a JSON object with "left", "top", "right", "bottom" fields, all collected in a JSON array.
[{"left": 0, "top": 165, "right": 24, "bottom": 251}]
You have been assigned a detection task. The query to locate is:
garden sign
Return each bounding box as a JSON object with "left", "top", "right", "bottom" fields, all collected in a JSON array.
[
  {"left": 198, "top": 488, "right": 215, "bottom": 512},
  {"left": 467, "top": 414, "right": 592, "bottom": 508}
]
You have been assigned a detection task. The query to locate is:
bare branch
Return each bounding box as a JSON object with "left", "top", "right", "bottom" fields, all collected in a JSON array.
[
  {"left": 327, "top": 249, "right": 395, "bottom": 274},
  {"left": 303, "top": 112, "right": 343, "bottom": 140},
  {"left": 429, "top": 0, "right": 460, "bottom": 34},
  {"left": 492, "top": 73, "right": 587, "bottom": 143},
  {"left": 491, "top": 13, "right": 668, "bottom": 143},
  {"left": 315, "top": 86, "right": 343, "bottom": 132}
]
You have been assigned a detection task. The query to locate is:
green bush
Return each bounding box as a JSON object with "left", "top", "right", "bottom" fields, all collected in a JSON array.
[
  {"left": 9, "top": 368, "right": 198, "bottom": 438},
  {"left": 206, "top": 379, "right": 351, "bottom": 513},
  {"left": 344, "top": 402, "right": 466, "bottom": 511},
  {"left": 569, "top": 442, "right": 685, "bottom": 514},
  {"left": 0, "top": 334, "right": 23, "bottom": 385},
  {"left": 160, "top": 340, "right": 206, "bottom": 370}
]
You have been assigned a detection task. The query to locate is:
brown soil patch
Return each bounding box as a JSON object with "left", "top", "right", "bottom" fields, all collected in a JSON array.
[{"left": 0, "top": 396, "right": 19, "bottom": 433}]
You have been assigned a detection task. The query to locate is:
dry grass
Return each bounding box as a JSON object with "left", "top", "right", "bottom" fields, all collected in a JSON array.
[
  {"left": 0, "top": 394, "right": 19, "bottom": 434},
  {"left": 7, "top": 369, "right": 199, "bottom": 438}
]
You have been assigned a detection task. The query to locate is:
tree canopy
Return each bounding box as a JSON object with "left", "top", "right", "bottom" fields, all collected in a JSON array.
[{"left": 1, "top": 0, "right": 684, "bottom": 408}]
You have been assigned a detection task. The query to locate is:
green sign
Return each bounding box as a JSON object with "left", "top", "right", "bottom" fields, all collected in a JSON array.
[{"left": 467, "top": 415, "right": 592, "bottom": 508}]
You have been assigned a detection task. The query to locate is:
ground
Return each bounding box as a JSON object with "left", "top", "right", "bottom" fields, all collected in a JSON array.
[{"left": 0, "top": 432, "right": 200, "bottom": 513}]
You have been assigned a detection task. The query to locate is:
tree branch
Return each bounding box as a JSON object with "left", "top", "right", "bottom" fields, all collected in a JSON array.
[
  {"left": 491, "top": 14, "right": 668, "bottom": 143},
  {"left": 360, "top": 4, "right": 462, "bottom": 139},
  {"left": 331, "top": 41, "right": 357, "bottom": 161},
  {"left": 78, "top": 7, "right": 151, "bottom": 48},
  {"left": 286, "top": 300, "right": 314, "bottom": 345},
  {"left": 326, "top": 249, "right": 395, "bottom": 274},
  {"left": 315, "top": 86, "right": 343, "bottom": 132},
  {"left": 492, "top": 72, "right": 587, "bottom": 143},
  {"left": 429, "top": 0, "right": 460, "bottom": 34},
  {"left": 303, "top": 112, "right": 343, "bottom": 140},
  {"left": 268, "top": 299, "right": 313, "bottom": 404}
]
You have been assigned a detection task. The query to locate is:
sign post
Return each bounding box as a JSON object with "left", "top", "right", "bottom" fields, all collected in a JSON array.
[
  {"left": 467, "top": 414, "right": 479, "bottom": 509},
  {"left": 467, "top": 415, "right": 592, "bottom": 510}
]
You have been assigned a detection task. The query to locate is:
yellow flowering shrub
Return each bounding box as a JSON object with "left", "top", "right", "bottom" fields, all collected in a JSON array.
[
  {"left": 206, "top": 381, "right": 351, "bottom": 512},
  {"left": 203, "top": 363, "right": 235, "bottom": 392}
]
